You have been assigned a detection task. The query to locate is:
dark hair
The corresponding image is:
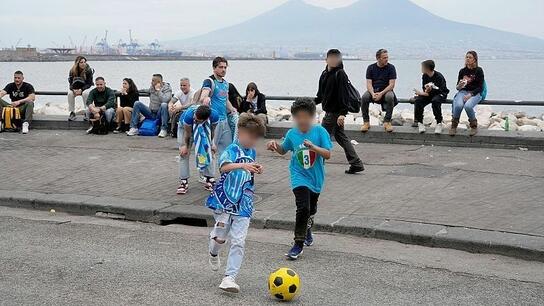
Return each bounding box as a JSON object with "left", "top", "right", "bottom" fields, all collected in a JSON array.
[
  {"left": 291, "top": 98, "right": 316, "bottom": 116},
  {"left": 195, "top": 105, "right": 212, "bottom": 121},
  {"left": 376, "top": 49, "right": 388, "bottom": 59},
  {"left": 421, "top": 60, "right": 435, "bottom": 71},
  {"left": 123, "top": 78, "right": 138, "bottom": 93},
  {"left": 237, "top": 113, "right": 266, "bottom": 136},
  {"left": 228, "top": 83, "right": 243, "bottom": 110},
  {"left": 212, "top": 56, "right": 228, "bottom": 68},
  {"left": 152, "top": 74, "right": 163, "bottom": 81},
  {"left": 14, "top": 70, "right": 24, "bottom": 75},
  {"left": 466, "top": 50, "right": 479, "bottom": 67},
  {"left": 245, "top": 82, "right": 260, "bottom": 97},
  {"left": 327, "top": 49, "right": 342, "bottom": 57},
  {"left": 95, "top": 76, "right": 105, "bottom": 82}
]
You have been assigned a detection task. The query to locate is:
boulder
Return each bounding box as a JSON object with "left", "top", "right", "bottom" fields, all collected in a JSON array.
[
  {"left": 516, "top": 117, "right": 538, "bottom": 126},
  {"left": 518, "top": 125, "right": 541, "bottom": 132},
  {"left": 514, "top": 111, "right": 527, "bottom": 119},
  {"left": 488, "top": 122, "right": 504, "bottom": 131}
]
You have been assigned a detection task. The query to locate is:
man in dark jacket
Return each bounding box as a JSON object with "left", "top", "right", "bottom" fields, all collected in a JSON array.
[
  {"left": 85, "top": 77, "right": 116, "bottom": 133},
  {"left": 316, "top": 49, "right": 364, "bottom": 174}
]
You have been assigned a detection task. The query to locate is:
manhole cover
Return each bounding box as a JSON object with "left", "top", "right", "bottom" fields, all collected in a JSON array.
[{"left": 389, "top": 165, "right": 452, "bottom": 178}]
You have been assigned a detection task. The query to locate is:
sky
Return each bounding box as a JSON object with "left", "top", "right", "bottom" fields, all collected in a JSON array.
[{"left": 0, "top": 0, "right": 542, "bottom": 48}]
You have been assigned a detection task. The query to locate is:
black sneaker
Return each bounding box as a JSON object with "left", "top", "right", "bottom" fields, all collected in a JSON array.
[
  {"left": 68, "top": 112, "right": 76, "bottom": 121},
  {"left": 345, "top": 164, "right": 365, "bottom": 174}
]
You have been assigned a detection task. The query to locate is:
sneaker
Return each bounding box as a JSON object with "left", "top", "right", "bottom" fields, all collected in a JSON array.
[
  {"left": 198, "top": 175, "right": 207, "bottom": 185},
  {"left": 113, "top": 126, "right": 121, "bottom": 134},
  {"left": 126, "top": 128, "right": 139, "bottom": 136},
  {"left": 204, "top": 177, "right": 216, "bottom": 192},
  {"left": 286, "top": 243, "right": 304, "bottom": 260},
  {"left": 345, "top": 164, "right": 364, "bottom": 175},
  {"left": 86, "top": 126, "right": 93, "bottom": 134},
  {"left": 22, "top": 122, "right": 29, "bottom": 134},
  {"left": 68, "top": 112, "right": 76, "bottom": 121},
  {"left": 176, "top": 180, "right": 189, "bottom": 195},
  {"left": 158, "top": 129, "right": 168, "bottom": 138},
  {"left": 360, "top": 121, "right": 370, "bottom": 133},
  {"left": 383, "top": 122, "right": 394, "bottom": 133},
  {"left": 209, "top": 253, "right": 220, "bottom": 271},
  {"left": 219, "top": 276, "right": 240, "bottom": 293},
  {"left": 435, "top": 123, "right": 443, "bottom": 134},
  {"left": 304, "top": 228, "right": 314, "bottom": 247},
  {"left": 418, "top": 122, "right": 426, "bottom": 134}
]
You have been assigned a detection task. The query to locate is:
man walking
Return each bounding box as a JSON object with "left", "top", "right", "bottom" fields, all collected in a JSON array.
[
  {"left": 361, "top": 49, "right": 397, "bottom": 133},
  {"left": 316, "top": 49, "right": 364, "bottom": 174},
  {"left": 199, "top": 57, "right": 238, "bottom": 158},
  {"left": 0, "top": 71, "right": 36, "bottom": 134}
]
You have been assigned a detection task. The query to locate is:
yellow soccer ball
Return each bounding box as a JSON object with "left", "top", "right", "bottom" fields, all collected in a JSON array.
[{"left": 268, "top": 267, "right": 301, "bottom": 301}]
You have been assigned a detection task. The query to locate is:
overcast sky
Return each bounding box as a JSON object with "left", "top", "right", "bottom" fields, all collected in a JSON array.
[{"left": 1, "top": 0, "right": 542, "bottom": 48}]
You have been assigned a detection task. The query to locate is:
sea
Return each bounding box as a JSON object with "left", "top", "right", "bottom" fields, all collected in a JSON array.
[{"left": 1, "top": 59, "right": 543, "bottom": 115}]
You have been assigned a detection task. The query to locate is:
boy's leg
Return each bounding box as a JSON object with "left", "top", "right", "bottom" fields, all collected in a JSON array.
[
  {"left": 305, "top": 191, "right": 320, "bottom": 246},
  {"left": 293, "top": 187, "right": 311, "bottom": 244},
  {"left": 224, "top": 216, "right": 250, "bottom": 279},
  {"left": 209, "top": 213, "right": 231, "bottom": 257}
]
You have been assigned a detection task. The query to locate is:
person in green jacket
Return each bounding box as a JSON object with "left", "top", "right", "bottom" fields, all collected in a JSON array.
[{"left": 86, "top": 77, "right": 116, "bottom": 132}]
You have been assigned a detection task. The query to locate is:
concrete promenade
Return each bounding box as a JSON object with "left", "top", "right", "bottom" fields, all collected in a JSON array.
[{"left": 1, "top": 129, "right": 543, "bottom": 261}]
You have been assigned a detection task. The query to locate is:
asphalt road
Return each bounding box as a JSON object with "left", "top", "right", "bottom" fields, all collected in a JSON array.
[{"left": 1, "top": 206, "right": 543, "bottom": 306}]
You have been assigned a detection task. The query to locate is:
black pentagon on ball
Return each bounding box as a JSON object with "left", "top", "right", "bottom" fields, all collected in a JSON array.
[
  {"left": 286, "top": 269, "right": 296, "bottom": 277},
  {"left": 275, "top": 293, "right": 284, "bottom": 300},
  {"left": 289, "top": 284, "right": 297, "bottom": 293},
  {"left": 274, "top": 276, "right": 283, "bottom": 287}
]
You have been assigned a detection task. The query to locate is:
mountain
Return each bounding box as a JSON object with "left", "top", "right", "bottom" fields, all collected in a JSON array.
[{"left": 167, "top": 0, "right": 544, "bottom": 58}]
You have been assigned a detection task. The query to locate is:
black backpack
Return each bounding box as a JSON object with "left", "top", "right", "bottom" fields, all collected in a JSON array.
[{"left": 336, "top": 70, "right": 362, "bottom": 113}]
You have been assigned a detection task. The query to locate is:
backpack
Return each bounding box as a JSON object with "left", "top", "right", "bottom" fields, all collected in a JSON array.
[
  {"left": 480, "top": 80, "right": 488, "bottom": 101},
  {"left": 139, "top": 118, "right": 160, "bottom": 136},
  {"left": 89, "top": 114, "right": 109, "bottom": 135},
  {"left": 1, "top": 106, "right": 22, "bottom": 132},
  {"left": 336, "top": 70, "right": 362, "bottom": 113}
]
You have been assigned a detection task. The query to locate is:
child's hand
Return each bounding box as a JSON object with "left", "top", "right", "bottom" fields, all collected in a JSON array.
[
  {"left": 242, "top": 163, "right": 262, "bottom": 174},
  {"left": 266, "top": 140, "right": 279, "bottom": 152},
  {"left": 211, "top": 144, "right": 217, "bottom": 154},
  {"left": 303, "top": 139, "right": 314, "bottom": 149},
  {"left": 254, "top": 163, "right": 264, "bottom": 174}
]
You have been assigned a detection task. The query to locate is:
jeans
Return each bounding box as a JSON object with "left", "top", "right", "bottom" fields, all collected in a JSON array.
[
  {"left": 86, "top": 107, "right": 116, "bottom": 124},
  {"left": 214, "top": 120, "right": 233, "bottom": 160},
  {"left": 177, "top": 124, "right": 215, "bottom": 180},
  {"left": 293, "top": 186, "right": 320, "bottom": 243},
  {"left": 413, "top": 95, "right": 445, "bottom": 123},
  {"left": 452, "top": 90, "right": 482, "bottom": 120},
  {"left": 0, "top": 98, "right": 34, "bottom": 124},
  {"left": 361, "top": 91, "right": 396, "bottom": 122},
  {"left": 67, "top": 88, "right": 92, "bottom": 113},
  {"left": 321, "top": 112, "right": 363, "bottom": 167},
  {"left": 130, "top": 101, "right": 169, "bottom": 130},
  {"left": 209, "top": 212, "right": 250, "bottom": 278}
]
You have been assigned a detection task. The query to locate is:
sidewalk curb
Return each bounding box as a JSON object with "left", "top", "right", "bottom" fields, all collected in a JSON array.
[{"left": 1, "top": 190, "right": 543, "bottom": 263}]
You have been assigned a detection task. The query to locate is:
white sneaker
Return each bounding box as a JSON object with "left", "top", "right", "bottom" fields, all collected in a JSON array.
[
  {"left": 418, "top": 122, "right": 426, "bottom": 134},
  {"left": 219, "top": 276, "right": 240, "bottom": 293},
  {"left": 126, "top": 128, "right": 139, "bottom": 136},
  {"left": 435, "top": 123, "right": 443, "bottom": 134},
  {"left": 158, "top": 129, "right": 168, "bottom": 138},
  {"left": 22, "top": 122, "right": 29, "bottom": 134},
  {"left": 209, "top": 254, "right": 220, "bottom": 271},
  {"left": 86, "top": 126, "right": 93, "bottom": 134}
]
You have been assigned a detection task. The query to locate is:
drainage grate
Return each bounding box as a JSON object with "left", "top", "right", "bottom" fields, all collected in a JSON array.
[{"left": 161, "top": 217, "right": 208, "bottom": 227}]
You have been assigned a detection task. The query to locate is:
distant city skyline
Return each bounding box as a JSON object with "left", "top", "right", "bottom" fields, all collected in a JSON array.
[{"left": 0, "top": 0, "right": 542, "bottom": 48}]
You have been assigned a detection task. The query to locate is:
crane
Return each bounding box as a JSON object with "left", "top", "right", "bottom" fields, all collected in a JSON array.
[{"left": 79, "top": 35, "right": 87, "bottom": 53}]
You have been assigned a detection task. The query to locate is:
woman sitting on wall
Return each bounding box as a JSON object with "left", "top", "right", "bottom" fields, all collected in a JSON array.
[
  {"left": 240, "top": 82, "right": 268, "bottom": 124},
  {"left": 114, "top": 78, "right": 139, "bottom": 133}
]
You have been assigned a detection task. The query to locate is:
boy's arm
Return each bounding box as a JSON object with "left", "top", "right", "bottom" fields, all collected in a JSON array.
[
  {"left": 220, "top": 162, "right": 261, "bottom": 174},
  {"left": 267, "top": 140, "right": 287, "bottom": 155},
  {"left": 304, "top": 140, "right": 331, "bottom": 160}
]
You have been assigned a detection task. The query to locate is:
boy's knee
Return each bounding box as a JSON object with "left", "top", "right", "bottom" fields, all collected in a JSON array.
[{"left": 213, "top": 237, "right": 226, "bottom": 244}]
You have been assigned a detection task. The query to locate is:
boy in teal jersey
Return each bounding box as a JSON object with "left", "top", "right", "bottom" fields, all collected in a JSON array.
[{"left": 267, "top": 98, "right": 333, "bottom": 260}]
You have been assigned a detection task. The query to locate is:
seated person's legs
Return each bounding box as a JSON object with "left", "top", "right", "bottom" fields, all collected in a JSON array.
[
  {"left": 413, "top": 96, "right": 429, "bottom": 124},
  {"left": 361, "top": 91, "right": 372, "bottom": 122},
  {"left": 382, "top": 91, "right": 395, "bottom": 123},
  {"left": 431, "top": 95, "right": 445, "bottom": 124}
]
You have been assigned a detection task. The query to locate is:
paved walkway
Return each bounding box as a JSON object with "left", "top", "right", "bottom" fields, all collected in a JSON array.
[{"left": 1, "top": 130, "right": 543, "bottom": 258}]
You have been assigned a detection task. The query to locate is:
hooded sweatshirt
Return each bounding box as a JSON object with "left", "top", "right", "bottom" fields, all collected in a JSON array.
[
  {"left": 147, "top": 82, "right": 172, "bottom": 112},
  {"left": 68, "top": 64, "right": 94, "bottom": 91},
  {"left": 315, "top": 63, "right": 349, "bottom": 116}
]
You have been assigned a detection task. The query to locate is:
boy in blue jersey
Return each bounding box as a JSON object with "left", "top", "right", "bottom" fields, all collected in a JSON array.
[
  {"left": 177, "top": 105, "right": 219, "bottom": 194},
  {"left": 206, "top": 113, "right": 266, "bottom": 293},
  {"left": 199, "top": 57, "right": 239, "bottom": 160},
  {"left": 267, "top": 98, "right": 333, "bottom": 260}
]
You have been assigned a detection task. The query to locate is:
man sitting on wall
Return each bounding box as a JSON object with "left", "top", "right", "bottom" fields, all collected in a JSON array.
[{"left": 0, "top": 70, "right": 36, "bottom": 134}]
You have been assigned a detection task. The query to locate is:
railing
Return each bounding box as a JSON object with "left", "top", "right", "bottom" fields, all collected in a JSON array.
[{"left": 34, "top": 91, "right": 544, "bottom": 107}]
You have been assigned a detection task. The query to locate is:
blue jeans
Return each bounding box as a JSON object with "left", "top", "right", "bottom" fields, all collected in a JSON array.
[
  {"left": 130, "top": 101, "right": 169, "bottom": 130},
  {"left": 452, "top": 90, "right": 482, "bottom": 120},
  {"left": 214, "top": 120, "right": 233, "bottom": 160},
  {"left": 209, "top": 212, "right": 250, "bottom": 278}
]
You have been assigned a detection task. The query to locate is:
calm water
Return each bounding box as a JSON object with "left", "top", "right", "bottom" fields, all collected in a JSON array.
[{"left": 1, "top": 60, "right": 543, "bottom": 114}]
